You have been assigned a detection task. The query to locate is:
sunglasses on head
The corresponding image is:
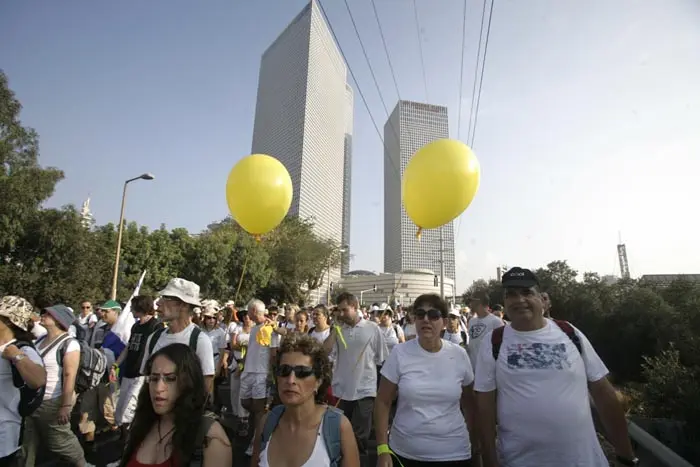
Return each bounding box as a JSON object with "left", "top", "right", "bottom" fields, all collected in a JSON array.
[
  {"left": 414, "top": 308, "right": 443, "bottom": 321},
  {"left": 276, "top": 364, "right": 315, "bottom": 379}
]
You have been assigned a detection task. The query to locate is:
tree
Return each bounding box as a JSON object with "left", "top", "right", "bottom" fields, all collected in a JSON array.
[
  {"left": 0, "top": 70, "right": 64, "bottom": 257},
  {"left": 261, "top": 217, "right": 340, "bottom": 304}
]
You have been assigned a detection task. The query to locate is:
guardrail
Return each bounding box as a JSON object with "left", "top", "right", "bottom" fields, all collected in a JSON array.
[{"left": 591, "top": 405, "right": 694, "bottom": 467}]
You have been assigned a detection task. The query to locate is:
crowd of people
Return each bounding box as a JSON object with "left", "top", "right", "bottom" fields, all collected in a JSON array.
[{"left": 0, "top": 267, "right": 640, "bottom": 467}]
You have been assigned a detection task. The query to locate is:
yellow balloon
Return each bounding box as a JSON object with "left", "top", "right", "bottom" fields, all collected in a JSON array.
[
  {"left": 225, "top": 154, "right": 293, "bottom": 238},
  {"left": 402, "top": 139, "right": 480, "bottom": 235}
]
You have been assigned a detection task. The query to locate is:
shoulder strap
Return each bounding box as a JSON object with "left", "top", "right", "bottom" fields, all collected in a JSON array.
[
  {"left": 189, "top": 412, "right": 217, "bottom": 467},
  {"left": 552, "top": 319, "right": 582, "bottom": 354},
  {"left": 321, "top": 407, "right": 343, "bottom": 466},
  {"left": 148, "top": 327, "right": 166, "bottom": 356},
  {"left": 39, "top": 333, "right": 71, "bottom": 359},
  {"left": 491, "top": 326, "right": 506, "bottom": 360},
  {"left": 189, "top": 326, "right": 201, "bottom": 351},
  {"left": 461, "top": 330, "right": 468, "bottom": 345},
  {"left": 55, "top": 336, "right": 78, "bottom": 368},
  {"left": 261, "top": 405, "right": 286, "bottom": 449}
]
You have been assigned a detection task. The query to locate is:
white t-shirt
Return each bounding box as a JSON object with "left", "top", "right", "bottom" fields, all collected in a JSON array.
[
  {"left": 379, "top": 324, "right": 404, "bottom": 355},
  {"left": 242, "top": 325, "right": 281, "bottom": 375},
  {"left": 443, "top": 329, "right": 466, "bottom": 346},
  {"left": 140, "top": 323, "right": 216, "bottom": 376},
  {"left": 474, "top": 320, "right": 609, "bottom": 467},
  {"left": 226, "top": 321, "right": 240, "bottom": 343},
  {"left": 467, "top": 313, "right": 503, "bottom": 366},
  {"left": 332, "top": 319, "right": 388, "bottom": 401},
  {"left": 0, "top": 340, "right": 44, "bottom": 457},
  {"left": 230, "top": 329, "right": 251, "bottom": 369},
  {"left": 309, "top": 327, "right": 331, "bottom": 344},
  {"left": 381, "top": 339, "right": 474, "bottom": 461},
  {"left": 403, "top": 323, "right": 416, "bottom": 340},
  {"left": 204, "top": 327, "right": 227, "bottom": 369},
  {"left": 78, "top": 313, "right": 98, "bottom": 326},
  {"left": 37, "top": 335, "right": 80, "bottom": 400}
]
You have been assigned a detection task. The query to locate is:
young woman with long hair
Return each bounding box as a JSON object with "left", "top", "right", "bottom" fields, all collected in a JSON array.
[{"left": 120, "top": 343, "right": 231, "bottom": 467}]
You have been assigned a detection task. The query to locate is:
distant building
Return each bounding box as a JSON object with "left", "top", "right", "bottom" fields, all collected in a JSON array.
[
  {"left": 383, "top": 100, "right": 456, "bottom": 282},
  {"left": 250, "top": 0, "right": 351, "bottom": 303},
  {"left": 601, "top": 275, "right": 619, "bottom": 285},
  {"left": 339, "top": 269, "right": 456, "bottom": 307},
  {"left": 640, "top": 274, "right": 700, "bottom": 287},
  {"left": 80, "top": 197, "right": 93, "bottom": 229}
]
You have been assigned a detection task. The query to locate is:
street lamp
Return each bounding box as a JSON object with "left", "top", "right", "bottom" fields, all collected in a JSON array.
[
  {"left": 326, "top": 247, "right": 347, "bottom": 304},
  {"left": 110, "top": 173, "right": 155, "bottom": 300}
]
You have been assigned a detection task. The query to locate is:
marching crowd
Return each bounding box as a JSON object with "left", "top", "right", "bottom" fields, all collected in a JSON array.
[{"left": 0, "top": 267, "right": 639, "bottom": 467}]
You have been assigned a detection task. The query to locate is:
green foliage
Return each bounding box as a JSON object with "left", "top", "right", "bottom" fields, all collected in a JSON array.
[
  {"left": 0, "top": 70, "right": 340, "bottom": 309},
  {"left": 462, "top": 260, "right": 700, "bottom": 452}
]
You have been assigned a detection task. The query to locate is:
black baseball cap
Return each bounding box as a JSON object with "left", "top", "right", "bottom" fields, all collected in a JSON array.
[{"left": 501, "top": 267, "right": 539, "bottom": 288}]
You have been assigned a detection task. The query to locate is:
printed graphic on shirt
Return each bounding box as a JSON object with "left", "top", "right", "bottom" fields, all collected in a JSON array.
[
  {"left": 505, "top": 342, "right": 571, "bottom": 370},
  {"left": 469, "top": 322, "right": 487, "bottom": 339},
  {"left": 129, "top": 333, "right": 144, "bottom": 352}
]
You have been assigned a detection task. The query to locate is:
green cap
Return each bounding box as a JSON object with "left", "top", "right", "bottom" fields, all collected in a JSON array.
[{"left": 99, "top": 299, "right": 122, "bottom": 310}]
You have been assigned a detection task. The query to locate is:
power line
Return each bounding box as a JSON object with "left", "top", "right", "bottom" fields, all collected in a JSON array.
[
  {"left": 469, "top": 0, "right": 496, "bottom": 148},
  {"left": 369, "top": 0, "right": 401, "bottom": 101},
  {"left": 456, "top": 0, "right": 469, "bottom": 140},
  {"left": 342, "top": 0, "right": 392, "bottom": 119},
  {"left": 466, "top": 0, "right": 489, "bottom": 145},
  {"left": 412, "top": 0, "right": 429, "bottom": 102}
]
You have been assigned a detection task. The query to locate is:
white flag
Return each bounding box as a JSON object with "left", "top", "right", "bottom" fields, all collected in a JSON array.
[{"left": 112, "top": 270, "right": 147, "bottom": 345}]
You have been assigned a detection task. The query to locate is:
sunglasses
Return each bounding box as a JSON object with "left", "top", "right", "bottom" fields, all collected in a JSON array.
[
  {"left": 414, "top": 308, "right": 443, "bottom": 321},
  {"left": 276, "top": 364, "right": 315, "bottom": 379}
]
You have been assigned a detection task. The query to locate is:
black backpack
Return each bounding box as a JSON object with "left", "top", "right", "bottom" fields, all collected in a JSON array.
[
  {"left": 188, "top": 411, "right": 221, "bottom": 467},
  {"left": 148, "top": 326, "right": 201, "bottom": 356},
  {"left": 11, "top": 341, "right": 47, "bottom": 417}
]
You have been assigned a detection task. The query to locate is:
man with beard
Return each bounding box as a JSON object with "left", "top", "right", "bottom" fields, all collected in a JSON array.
[{"left": 324, "top": 292, "right": 387, "bottom": 466}]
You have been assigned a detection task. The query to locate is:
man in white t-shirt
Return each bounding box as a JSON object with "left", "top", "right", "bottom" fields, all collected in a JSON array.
[
  {"left": 140, "top": 278, "right": 215, "bottom": 393},
  {"left": 474, "top": 267, "right": 637, "bottom": 467},
  {"left": 467, "top": 291, "right": 502, "bottom": 368},
  {"left": 240, "top": 299, "right": 279, "bottom": 456}
]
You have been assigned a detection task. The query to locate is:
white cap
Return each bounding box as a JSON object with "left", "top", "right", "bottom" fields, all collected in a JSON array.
[{"left": 158, "top": 278, "right": 202, "bottom": 306}]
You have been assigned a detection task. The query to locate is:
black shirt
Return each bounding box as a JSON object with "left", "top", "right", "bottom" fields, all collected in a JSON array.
[{"left": 121, "top": 318, "right": 163, "bottom": 378}]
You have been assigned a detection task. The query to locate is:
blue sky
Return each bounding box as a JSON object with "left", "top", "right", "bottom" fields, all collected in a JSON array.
[{"left": 2, "top": 0, "right": 699, "bottom": 291}]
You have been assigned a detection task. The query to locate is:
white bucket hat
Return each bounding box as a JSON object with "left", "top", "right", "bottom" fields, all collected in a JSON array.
[{"left": 158, "top": 278, "right": 202, "bottom": 306}]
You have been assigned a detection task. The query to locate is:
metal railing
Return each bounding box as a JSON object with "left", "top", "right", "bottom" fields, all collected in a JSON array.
[{"left": 592, "top": 405, "right": 694, "bottom": 467}]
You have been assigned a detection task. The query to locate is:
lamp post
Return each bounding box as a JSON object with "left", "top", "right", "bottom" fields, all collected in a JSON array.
[
  {"left": 326, "top": 247, "right": 347, "bottom": 304},
  {"left": 110, "top": 173, "right": 155, "bottom": 300}
]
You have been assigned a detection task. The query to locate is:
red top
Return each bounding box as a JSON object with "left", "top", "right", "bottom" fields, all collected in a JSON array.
[{"left": 124, "top": 453, "right": 174, "bottom": 467}]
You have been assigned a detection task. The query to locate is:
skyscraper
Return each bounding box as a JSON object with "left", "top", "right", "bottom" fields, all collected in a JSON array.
[
  {"left": 384, "top": 101, "right": 456, "bottom": 283},
  {"left": 342, "top": 84, "right": 353, "bottom": 275},
  {"left": 251, "top": 0, "right": 350, "bottom": 302}
]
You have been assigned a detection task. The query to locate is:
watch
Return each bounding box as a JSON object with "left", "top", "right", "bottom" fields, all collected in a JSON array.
[
  {"left": 616, "top": 455, "right": 639, "bottom": 466},
  {"left": 12, "top": 353, "right": 26, "bottom": 363}
]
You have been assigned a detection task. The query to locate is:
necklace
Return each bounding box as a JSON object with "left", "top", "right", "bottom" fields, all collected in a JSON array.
[{"left": 157, "top": 419, "right": 176, "bottom": 445}]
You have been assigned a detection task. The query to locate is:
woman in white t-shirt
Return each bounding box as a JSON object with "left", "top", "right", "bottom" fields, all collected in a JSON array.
[
  {"left": 402, "top": 310, "right": 417, "bottom": 341},
  {"left": 378, "top": 310, "right": 405, "bottom": 356},
  {"left": 0, "top": 296, "right": 47, "bottom": 465},
  {"left": 375, "top": 294, "right": 478, "bottom": 467},
  {"left": 309, "top": 305, "right": 331, "bottom": 343}
]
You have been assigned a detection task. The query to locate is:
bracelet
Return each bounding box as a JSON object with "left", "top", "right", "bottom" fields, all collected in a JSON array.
[{"left": 376, "top": 444, "right": 392, "bottom": 456}]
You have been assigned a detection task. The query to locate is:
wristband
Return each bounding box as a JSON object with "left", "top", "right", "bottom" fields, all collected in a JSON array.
[{"left": 376, "top": 444, "right": 392, "bottom": 456}]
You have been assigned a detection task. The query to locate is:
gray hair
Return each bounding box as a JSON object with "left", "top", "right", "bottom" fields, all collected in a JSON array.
[{"left": 247, "top": 299, "right": 265, "bottom": 314}]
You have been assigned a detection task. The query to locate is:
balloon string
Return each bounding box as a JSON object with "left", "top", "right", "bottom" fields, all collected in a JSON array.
[{"left": 416, "top": 227, "right": 422, "bottom": 240}]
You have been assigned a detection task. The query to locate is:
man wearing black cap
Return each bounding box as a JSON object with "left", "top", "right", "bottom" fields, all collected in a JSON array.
[{"left": 474, "top": 267, "right": 637, "bottom": 467}]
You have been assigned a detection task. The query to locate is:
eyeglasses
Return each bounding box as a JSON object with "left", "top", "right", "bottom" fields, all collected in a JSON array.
[
  {"left": 414, "top": 309, "right": 443, "bottom": 321},
  {"left": 276, "top": 364, "right": 315, "bottom": 379},
  {"left": 148, "top": 373, "right": 177, "bottom": 384}
]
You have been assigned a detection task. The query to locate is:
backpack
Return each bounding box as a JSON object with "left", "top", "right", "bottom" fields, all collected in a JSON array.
[
  {"left": 188, "top": 411, "right": 220, "bottom": 467},
  {"left": 491, "top": 319, "right": 582, "bottom": 360},
  {"left": 57, "top": 338, "right": 108, "bottom": 393},
  {"left": 11, "top": 341, "right": 47, "bottom": 417},
  {"left": 440, "top": 329, "right": 468, "bottom": 347},
  {"left": 148, "top": 326, "right": 201, "bottom": 356},
  {"left": 261, "top": 405, "right": 343, "bottom": 467},
  {"left": 72, "top": 323, "right": 88, "bottom": 342}
]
